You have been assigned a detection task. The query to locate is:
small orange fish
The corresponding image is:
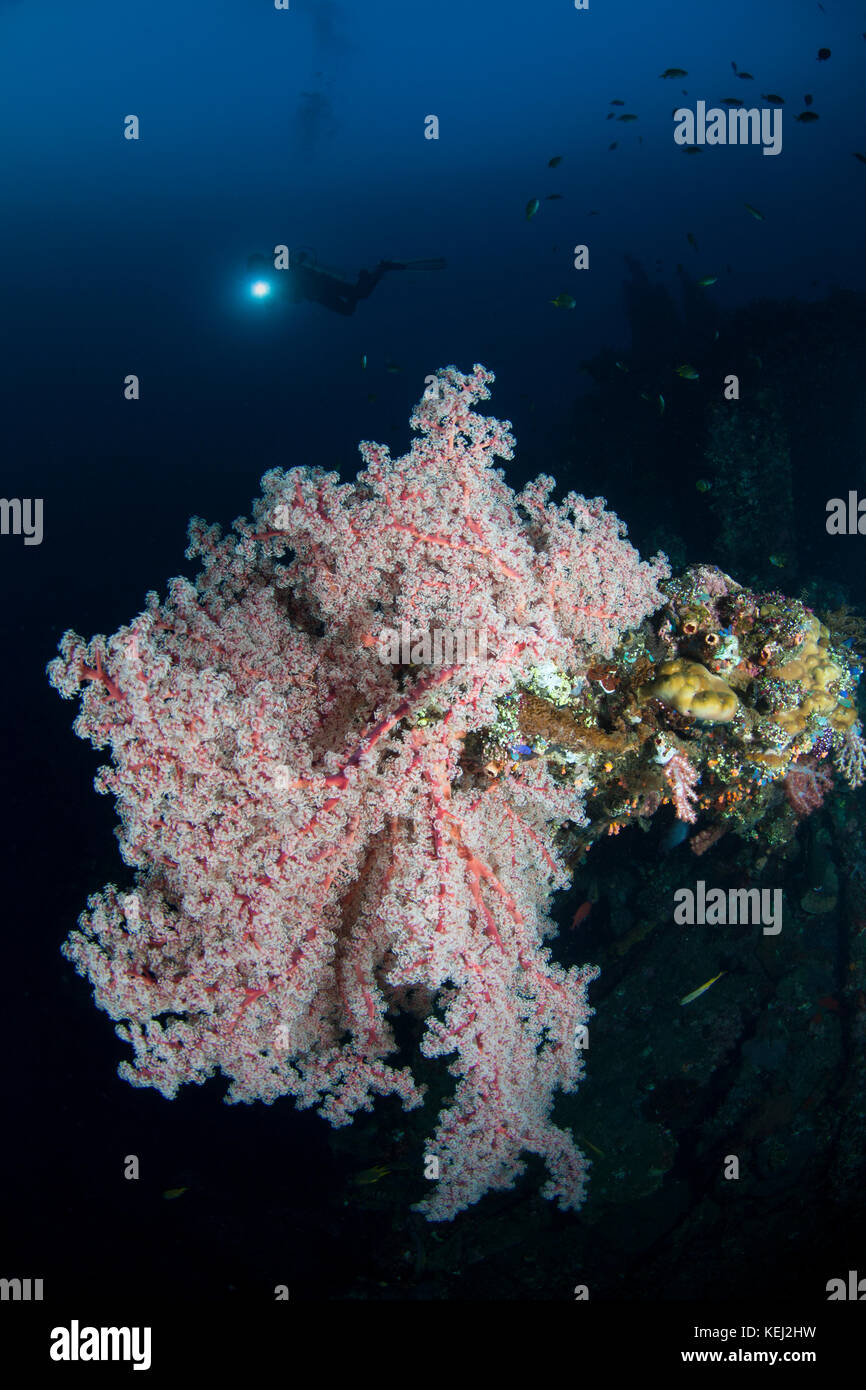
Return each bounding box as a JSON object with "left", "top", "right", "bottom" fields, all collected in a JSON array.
[{"left": 571, "top": 901, "right": 593, "bottom": 928}]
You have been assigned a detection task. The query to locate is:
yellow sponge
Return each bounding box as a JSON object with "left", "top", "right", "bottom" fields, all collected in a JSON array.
[
  {"left": 767, "top": 615, "right": 850, "bottom": 732},
  {"left": 639, "top": 659, "right": 738, "bottom": 723}
]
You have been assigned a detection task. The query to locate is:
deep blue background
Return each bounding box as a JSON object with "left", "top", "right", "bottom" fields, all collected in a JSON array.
[{"left": 3, "top": 0, "right": 864, "bottom": 484}]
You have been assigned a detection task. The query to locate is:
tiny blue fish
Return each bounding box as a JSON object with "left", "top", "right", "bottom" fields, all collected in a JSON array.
[{"left": 511, "top": 743, "right": 534, "bottom": 759}]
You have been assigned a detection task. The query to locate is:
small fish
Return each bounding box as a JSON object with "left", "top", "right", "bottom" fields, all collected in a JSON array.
[
  {"left": 609, "top": 141, "right": 618, "bottom": 150},
  {"left": 795, "top": 110, "right": 819, "bottom": 122},
  {"left": 353, "top": 1165, "right": 391, "bottom": 1186},
  {"left": 615, "top": 360, "right": 629, "bottom": 372},
  {"left": 549, "top": 293, "right": 576, "bottom": 309},
  {"left": 545, "top": 192, "right": 563, "bottom": 199},
  {"left": 606, "top": 112, "right": 616, "bottom": 120},
  {"left": 577, "top": 1136, "right": 606, "bottom": 1159},
  {"left": 588, "top": 209, "right": 600, "bottom": 215},
  {"left": 713, "top": 329, "right": 719, "bottom": 340},
  {"left": 721, "top": 97, "right": 744, "bottom": 107},
  {"left": 162, "top": 1187, "right": 188, "bottom": 1201},
  {"left": 675, "top": 364, "right": 699, "bottom": 379},
  {"left": 570, "top": 900, "right": 593, "bottom": 929},
  {"left": 360, "top": 354, "right": 367, "bottom": 369},
  {"left": 366, "top": 393, "right": 377, "bottom": 402},
  {"left": 525, "top": 197, "right": 540, "bottom": 219},
  {"left": 548, "top": 154, "right": 563, "bottom": 167},
  {"left": 695, "top": 478, "right": 712, "bottom": 492},
  {"left": 762, "top": 93, "right": 784, "bottom": 104},
  {"left": 657, "top": 393, "right": 665, "bottom": 415},
  {"left": 610, "top": 99, "right": 625, "bottom": 106},
  {"left": 385, "top": 361, "right": 402, "bottom": 372},
  {"left": 737, "top": 71, "right": 754, "bottom": 80},
  {"left": 769, "top": 553, "right": 787, "bottom": 568},
  {"left": 683, "top": 145, "right": 702, "bottom": 154},
  {"left": 659, "top": 68, "right": 688, "bottom": 78},
  {"left": 731, "top": 60, "right": 737, "bottom": 72},
  {"left": 697, "top": 275, "right": 718, "bottom": 286},
  {"left": 510, "top": 741, "right": 534, "bottom": 758},
  {"left": 680, "top": 971, "right": 726, "bottom": 1006},
  {"left": 617, "top": 113, "right": 638, "bottom": 122},
  {"left": 744, "top": 202, "right": 764, "bottom": 219},
  {"left": 804, "top": 93, "right": 813, "bottom": 105},
  {"left": 686, "top": 232, "right": 698, "bottom": 250},
  {"left": 817, "top": 47, "right": 831, "bottom": 61},
  {"left": 854, "top": 153, "right": 866, "bottom": 164}
]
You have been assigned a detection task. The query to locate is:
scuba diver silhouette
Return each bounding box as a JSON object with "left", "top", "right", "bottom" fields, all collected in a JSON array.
[{"left": 247, "top": 250, "right": 446, "bottom": 316}]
